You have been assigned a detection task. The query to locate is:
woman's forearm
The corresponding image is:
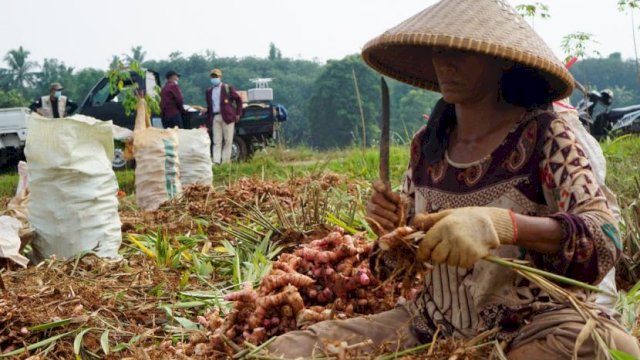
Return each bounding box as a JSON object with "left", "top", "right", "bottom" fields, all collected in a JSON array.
[{"left": 513, "top": 214, "right": 564, "bottom": 254}]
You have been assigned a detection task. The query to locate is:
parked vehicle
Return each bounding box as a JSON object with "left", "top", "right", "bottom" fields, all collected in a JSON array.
[
  {"left": 0, "top": 108, "right": 28, "bottom": 166},
  {"left": 576, "top": 89, "right": 640, "bottom": 139},
  {"left": 76, "top": 70, "right": 287, "bottom": 169}
]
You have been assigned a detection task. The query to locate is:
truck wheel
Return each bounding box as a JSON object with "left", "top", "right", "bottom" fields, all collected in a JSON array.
[
  {"left": 231, "top": 136, "right": 248, "bottom": 162},
  {"left": 112, "top": 148, "right": 135, "bottom": 170}
]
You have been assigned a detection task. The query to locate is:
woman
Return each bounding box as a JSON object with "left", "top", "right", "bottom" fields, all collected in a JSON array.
[{"left": 268, "top": 0, "right": 640, "bottom": 358}]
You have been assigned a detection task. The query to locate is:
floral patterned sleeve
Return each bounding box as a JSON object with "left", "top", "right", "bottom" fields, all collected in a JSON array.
[{"left": 536, "top": 118, "right": 621, "bottom": 285}]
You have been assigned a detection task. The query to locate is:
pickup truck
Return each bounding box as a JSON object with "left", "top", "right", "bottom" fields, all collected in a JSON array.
[
  {"left": 0, "top": 107, "right": 28, "bottom": 166},
  {"left": 76, "top": 69, "right": 287, "bottom": 169}
]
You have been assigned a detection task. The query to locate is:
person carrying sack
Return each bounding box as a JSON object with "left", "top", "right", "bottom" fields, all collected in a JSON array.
[{"left": 202, "top": 68, "right": 243, "bottom": 164}]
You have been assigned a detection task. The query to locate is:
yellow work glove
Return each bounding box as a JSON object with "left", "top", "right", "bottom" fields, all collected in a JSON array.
[{"left": 414, "top": 207, "right": 517, "bottom": 269}]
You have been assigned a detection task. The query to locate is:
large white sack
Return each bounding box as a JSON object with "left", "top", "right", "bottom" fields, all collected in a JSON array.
[
  {"left": 553, "top": 101, "right": 619, "bottom": 309},
  {"left": 0, "top": 216, "right": 28, "bottom": 267},
  {"left": 177, "top": 128, "right": 213, "bottom": 186},
  {"left": 25, "top": 114, "right": 122, "bottom": 262}
]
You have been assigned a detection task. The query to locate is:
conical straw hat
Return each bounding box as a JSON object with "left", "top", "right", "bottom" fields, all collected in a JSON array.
[{"left": 362, "top": 0, "right": 574, "bottom": 101}]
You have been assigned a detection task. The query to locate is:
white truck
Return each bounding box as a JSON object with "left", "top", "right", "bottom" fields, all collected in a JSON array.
[{"left": 0, "top": 107, "right": 29, "bottom": 167}]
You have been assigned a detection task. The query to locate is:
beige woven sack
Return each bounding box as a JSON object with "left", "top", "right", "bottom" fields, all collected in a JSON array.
[
  {"left": 553, "top": 100, "right": 619, "bottom": 310},
  {"left": 133, "top": 100, "right": 182, "bottom": 211},
  {"left": 177, "top": 128, "right": 213, "bottom": 187}
]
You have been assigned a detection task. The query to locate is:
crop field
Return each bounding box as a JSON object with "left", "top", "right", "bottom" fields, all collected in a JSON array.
[{"left": 0, "top": 138, "right": 639, "bottom": 359}]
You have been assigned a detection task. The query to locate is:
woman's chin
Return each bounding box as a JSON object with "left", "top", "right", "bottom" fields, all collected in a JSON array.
[{"left": 441, "top": 93, "right": 463, "bottom": 104}]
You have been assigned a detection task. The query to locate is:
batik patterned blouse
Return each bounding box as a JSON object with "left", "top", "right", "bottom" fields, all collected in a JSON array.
[{"left": 401, "top": 102, "right": 621, "bottom": 342}]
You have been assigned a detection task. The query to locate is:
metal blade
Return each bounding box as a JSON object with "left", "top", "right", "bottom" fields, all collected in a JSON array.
[{"left": 380, "top": 77, "right": 390, "bottom": 185}]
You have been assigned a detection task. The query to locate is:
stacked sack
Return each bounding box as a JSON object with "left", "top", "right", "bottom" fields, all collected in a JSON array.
[
  {"left": 25, "top": 114, "right": 122, "bottom": 262},
  {"left": 133, "top": 99, "right": 182, "bottom": 211},
  {"left": 177, "top": 128, "right": 213, "bottom": 187}
]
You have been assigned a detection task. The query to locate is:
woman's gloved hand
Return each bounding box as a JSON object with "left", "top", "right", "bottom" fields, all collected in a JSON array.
[
  {"left": 413, "top": 207, "right": 517, "bottom": 268},
  {"left": 366, "top": 180, "right": 404, "bottom": 236}
]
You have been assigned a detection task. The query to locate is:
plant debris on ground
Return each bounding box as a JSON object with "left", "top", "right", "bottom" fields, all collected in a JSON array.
[{"left": 1, "top": 135, "right": 640, "bottom": 360}]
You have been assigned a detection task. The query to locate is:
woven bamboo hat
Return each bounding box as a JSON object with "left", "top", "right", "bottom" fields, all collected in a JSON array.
[{"left": 362, "top": 0, "right": 574, "bottom": 102}]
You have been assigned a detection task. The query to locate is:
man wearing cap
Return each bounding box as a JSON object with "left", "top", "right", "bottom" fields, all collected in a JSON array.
[
  {"left": 29, "top": 83, "right": 77, "bottom": 118},
  {"left": 267, "top": 0, "right": 640, "bottom": 358},
  {"left": 160, "top": 70, "right": 185, "bottom": 129},
  {"left": 203, "top": 68, "right": 243, "bottom": 164}
]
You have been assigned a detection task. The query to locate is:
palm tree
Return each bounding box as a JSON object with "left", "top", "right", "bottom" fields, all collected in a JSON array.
[
  {"left": 1, "top": 46, "right": 39, "bottom": 89},
  {"left": 128, "top": 46, "right": 146, "bottom": 64}
]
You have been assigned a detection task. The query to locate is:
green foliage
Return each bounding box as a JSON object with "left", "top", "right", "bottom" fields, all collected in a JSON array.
[
  {"left": 618, "top": 0, "right": 640, "bottom": 11},
  {"left": 570, "top": 55, "right": 640, "bottom": 107},
  {"left": 106, "top": 60, "right": 160, "bottom": 117},
  {"left": 308, "top": 55, "right": 381, "bottom": 149},
  {"left": 561, "top": 32, "right": 600, "bottom": 63},
  {"left": 515, "top": 2, "right": 550, "bottom": 28},
  {"left": 0, "top": 46, "right": 39, "bottom": 91},
  {"left": 127, "top": 231, "right": 205, "bottom": 270},
  {"left": 515, "top": 3, "right": 550, "bottom": 19},
  {"left": 395, "top": 89, "right": 439, "bottom": 142},
  {"left": 127, "top": 45, "right": 147, "bottom": 64},
  {"left": 0, "top": 89, "right": 28, "bottom": 107},
  {"left": 601, "top": 136, "right": 640, "bottom": 198},
  {"left": 220, "top": 232, "right": 281, "bottom": 287},
  {"left": 268, "top": 43, "right": 282, "bottom": 61}
]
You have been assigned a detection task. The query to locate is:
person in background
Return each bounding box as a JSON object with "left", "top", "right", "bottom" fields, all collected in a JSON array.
[
  {"left": 203, "top": 68, "right": 243, "bottom": 164},
  {"left": 29, "top": 82, "right": 77, "bottom": 118},
  {"left": 160, "top": 70, "right": 184, "bottom": 129}
]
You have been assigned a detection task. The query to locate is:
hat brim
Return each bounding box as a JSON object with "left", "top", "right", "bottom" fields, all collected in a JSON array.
[{"left": 363, "top": 39, "right": 573, "bottom": 102}]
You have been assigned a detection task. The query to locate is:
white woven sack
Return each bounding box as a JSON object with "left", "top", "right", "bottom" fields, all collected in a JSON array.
[
  {"left": 25, "top": 114, "right": 122, "bottom": 262},
  {"left": 134, "top": 127, "right": 182, "bottom": 211},
  {"left": 0, "top": 216, "right": 27, "bottom": 267},
  {"left": 177, "top": 128, "right": 213, "bottom": 186},
  {"left": 553, "top": 101, "right": 619, "bottom": 309}
]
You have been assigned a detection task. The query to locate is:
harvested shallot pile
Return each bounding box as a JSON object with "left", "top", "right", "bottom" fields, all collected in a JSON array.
[{"left": 167, "top": 227, "right": 417, "bottom": 358}]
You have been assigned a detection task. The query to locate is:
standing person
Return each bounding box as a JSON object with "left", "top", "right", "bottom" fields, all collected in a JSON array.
[
  {"left": 203, "top": 68, "right": 243, "bottom": 164},
  {"left": 160, "top": 70, "right": 184, "bottom": 129},
  {"left": 29, "top": 82, "right": 77, "bottom": 118},
  {"left": 266, "top": 0, "right": 640, "bottom": 358}
]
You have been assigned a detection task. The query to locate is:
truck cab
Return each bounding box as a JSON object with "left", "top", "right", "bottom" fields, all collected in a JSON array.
[{"left": 76, "top": 69, "right": 287, "bottom": 169}]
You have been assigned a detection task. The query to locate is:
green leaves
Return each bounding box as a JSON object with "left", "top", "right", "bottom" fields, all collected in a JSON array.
[
  {"left": 0, "top": 331, "right": 75, "bottom": 358},
  {"left": 618, "top": 0, "right": 640, "bottom": 11},
  {"left": 561, "top": 32, "right": 601, "bottom": 63},
  {"left": 100, "top": 330, "right": 110, "bottom": 355},
  {"left": 73, "top": 327, "right": 94, "bottom": 359},
  {"left": 105, "top": 60, "right": 160, "bottom": 117},
  {"left": 610, "top": 349, "right": 639, "bottom": 360}
]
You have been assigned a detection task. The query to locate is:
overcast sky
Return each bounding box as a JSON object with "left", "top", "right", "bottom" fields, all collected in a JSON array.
[{"left": 2, "top": 0, "right": 638, "bottom": 70}]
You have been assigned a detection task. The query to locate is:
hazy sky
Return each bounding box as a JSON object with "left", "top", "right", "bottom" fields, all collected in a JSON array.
[{"left": 2, "top": 0, "right": 638, "bottom": 70}]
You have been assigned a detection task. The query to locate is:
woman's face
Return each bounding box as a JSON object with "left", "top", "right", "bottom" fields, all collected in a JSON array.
[{"left": 432, "top": 49, "right": 504, "bottom": 105}]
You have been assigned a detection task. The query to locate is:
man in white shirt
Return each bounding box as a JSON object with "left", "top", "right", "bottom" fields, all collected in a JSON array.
[{"left": 203, "top": 68, "right": 243, "bottom": 164}]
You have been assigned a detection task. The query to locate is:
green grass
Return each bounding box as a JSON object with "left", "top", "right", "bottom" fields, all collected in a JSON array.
[
  {"left": 0, "top": 172, "right": 18, "bottom": 198},
  {"left": 211, "top": 145, "right": 410, "bottom": 189},
  {"left": 0, "top": 135, "right": 638, "bottom": 200},
  {"left": 601, "top": 135, "right": 640, "bottom": 202}
]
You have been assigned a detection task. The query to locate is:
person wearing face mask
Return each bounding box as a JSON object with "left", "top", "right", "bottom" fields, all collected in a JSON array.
[
  {"left": 202, "top": 68, "right": 243, "bottom": 164},
  {"left": 29, "top": 82, "right": 77, "bottom": 118},
  {"left": 159, "top": 70, "right": 185, "bottom": 128}
]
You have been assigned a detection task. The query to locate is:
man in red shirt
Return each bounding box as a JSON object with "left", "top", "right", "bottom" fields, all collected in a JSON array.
[{"left": 159, "top": 70, "right": 184, "bottom": 128}]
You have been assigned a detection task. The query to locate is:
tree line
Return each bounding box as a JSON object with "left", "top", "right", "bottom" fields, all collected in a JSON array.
[{"left": 1, "top": 45, "right": 639, "bottom": 149}]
